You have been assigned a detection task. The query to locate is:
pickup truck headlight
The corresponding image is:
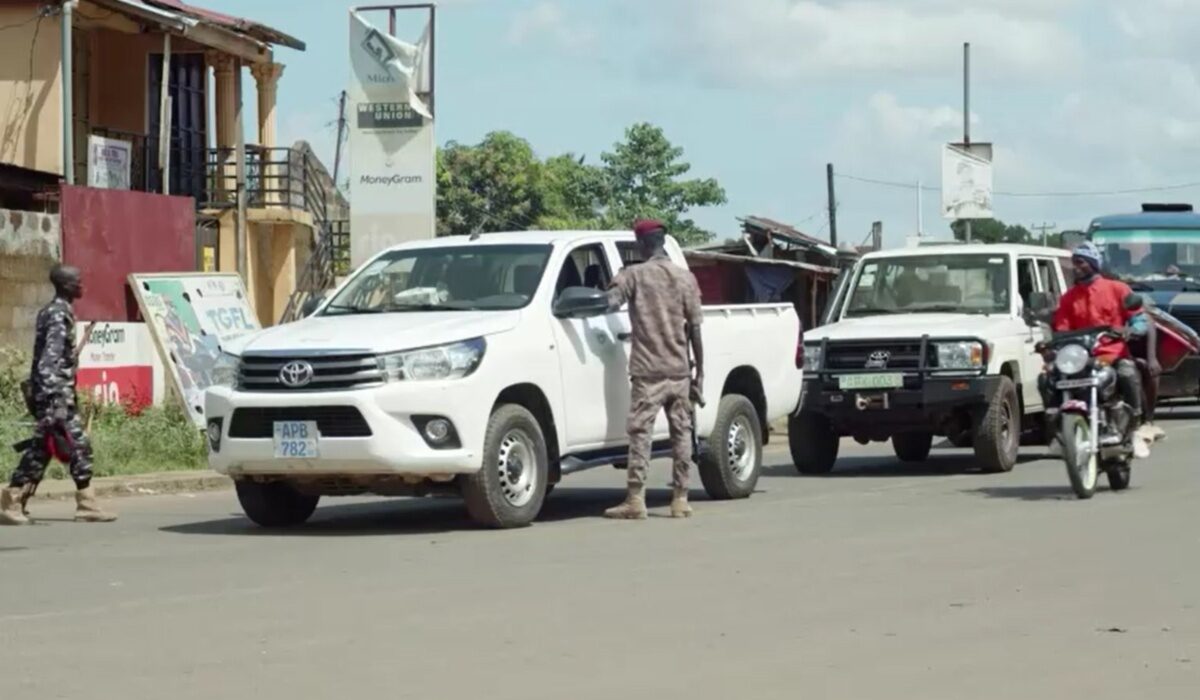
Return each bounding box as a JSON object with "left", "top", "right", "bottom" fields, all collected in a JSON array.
[
  {"left": 211, "top": 352, "right": 241, "bottom": 389},
  {"left": 803, "top": 344, "right": 823, "bottom": 371},
  {"left": 379, "top": 338, "right": 486, "bottom": 382},
  {"left": 935, "top": 341, "right": 985, "bottom": 370}
]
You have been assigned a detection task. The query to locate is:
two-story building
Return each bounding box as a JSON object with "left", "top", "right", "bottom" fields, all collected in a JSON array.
[{"left": 0, "top": 0, "right": 334, "bottom": 347}]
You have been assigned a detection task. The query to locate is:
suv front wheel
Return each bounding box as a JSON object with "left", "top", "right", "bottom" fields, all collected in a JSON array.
[{"left": 974, "top": 376, "right": 1020, "bottom": 473}]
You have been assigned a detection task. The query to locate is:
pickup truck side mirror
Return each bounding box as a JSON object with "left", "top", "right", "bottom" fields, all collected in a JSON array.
[
  {"left": 1024, "top": 291, "right": 1053, "bottom": 325},
  {"left": 300, "top": 292, "right": 327, "bottom": 318},
  {"left": 553, "top": 286, "right": 610, "bottom": 319},
  {"left": 1124, "top": 292, "right": 1144, "bottom": 311}
]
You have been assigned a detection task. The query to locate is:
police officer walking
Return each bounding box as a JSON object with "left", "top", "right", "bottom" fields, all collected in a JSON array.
[
  {"left": 604, "top": 220, "right": 705, "bottom": 520},
  {"left": 1, "top": 265, "right": 117, "bottom": 525}
]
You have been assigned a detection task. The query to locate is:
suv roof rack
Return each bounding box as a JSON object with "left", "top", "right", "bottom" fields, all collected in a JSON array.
[{"left": 1141, "top": 203, "right": 1194, "bottom": 213}]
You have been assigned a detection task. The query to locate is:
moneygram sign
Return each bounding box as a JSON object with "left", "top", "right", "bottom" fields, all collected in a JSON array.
[{"left": 348, "top": 10, "right": 436, "bottom": 267}]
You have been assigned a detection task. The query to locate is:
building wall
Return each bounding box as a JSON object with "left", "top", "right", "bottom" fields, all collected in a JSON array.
[
  {"left": 0, "top": 5, "right": 64, "bottom": 176},
  {"left": 0, "top": 207, "right": 62, "bottom": 348},
  {"left": 90, "top": 28, "right": 208, "bottom": 136}
]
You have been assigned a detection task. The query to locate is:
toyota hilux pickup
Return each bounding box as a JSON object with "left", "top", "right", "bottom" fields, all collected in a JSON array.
[
  {"left": 206, "top": 231, "right": 803, "bottom": 528},
  {"left": 792, "top": 243, "right": 1070, "bottom": 475}
]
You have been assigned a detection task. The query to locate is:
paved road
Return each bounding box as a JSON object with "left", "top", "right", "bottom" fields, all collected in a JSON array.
[{"left": 5, "top": 407, "right": 1200, "bottom": 699}]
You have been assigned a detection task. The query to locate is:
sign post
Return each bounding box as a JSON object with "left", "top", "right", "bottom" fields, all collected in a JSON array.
[{"left": 348, "top": 5, "right": 437, "bottom": 268}]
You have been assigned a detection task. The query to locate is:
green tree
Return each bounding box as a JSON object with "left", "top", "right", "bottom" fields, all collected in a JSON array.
[
  {"left": 536, "top": 154, "right": 606, "bottom": 230},
  {"left": 436, "top": 131, "right": 543, "bottom": 236},
  {"left": 598, "top": 123, "right": 727, "bottom": 246},
  {"left": 950, "top": 219, "right": 1035, "bottom": 244}
]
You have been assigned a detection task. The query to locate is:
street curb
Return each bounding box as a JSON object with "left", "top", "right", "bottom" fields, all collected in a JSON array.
[{"left": 30, "top": 471, "right": 232, "bottom": 502}]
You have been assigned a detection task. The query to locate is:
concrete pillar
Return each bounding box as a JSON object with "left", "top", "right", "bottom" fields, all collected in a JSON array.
[
  {"left": 251, "top": 63, "right": 285, "bottom": 205},
  {"left": 209, "top": 52, "right": 237, "bottom": 203}
]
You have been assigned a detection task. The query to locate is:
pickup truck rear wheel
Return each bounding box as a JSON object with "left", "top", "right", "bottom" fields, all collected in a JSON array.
[
  {"left": 461, "top": 405, "right": 548, "bottom": 529},
  {"left": 892, "top": 432, "right": 933, "bottom": 462},
  {"left": 235, "top": 480, "right": 319, "bottom": 528},
  {"left": 698, "top": 394, "right": 762, "bottom": 500},
  {"left": 790, "top": 412, "right": 839, "bottom": 475},
  {"left": 974, "top": 376, "right": 1020, "bottom": 473}
]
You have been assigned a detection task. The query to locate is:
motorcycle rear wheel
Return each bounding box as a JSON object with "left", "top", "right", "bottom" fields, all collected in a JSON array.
[{"left": 1061, "top": 414, "right": 1097, "bottom": 500}]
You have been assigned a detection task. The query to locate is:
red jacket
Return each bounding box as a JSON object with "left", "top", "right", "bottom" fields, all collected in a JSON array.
[{"left": 1052, "top": 277, "right": 1136, "bottom": 362}]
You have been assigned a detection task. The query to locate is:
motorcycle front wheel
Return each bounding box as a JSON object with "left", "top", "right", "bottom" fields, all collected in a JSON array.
[{"left": 1061, "top": 414, "right": 1097, "bottom": 500}]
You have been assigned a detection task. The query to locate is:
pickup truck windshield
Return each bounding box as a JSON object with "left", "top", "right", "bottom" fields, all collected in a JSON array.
[
  {"left": 1095, "top": 228, "right": 1200, "bottom": 291},
  {"left": 323, "top": 244, "right": 552, "bottom": 314},
  {"left": 844, "top": 254, "right": 1011, "bottom": 318}
]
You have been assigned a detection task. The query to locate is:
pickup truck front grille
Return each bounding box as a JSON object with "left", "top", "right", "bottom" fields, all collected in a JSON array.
[
  {"left": 228, "top": 406, "right": 373, "bottom": 438},
  {"left": 239, "top": 354, "right": 383, "bottom": 392},
  {"left": 824, "top": 340, "right": 932, "bottom": 371}
]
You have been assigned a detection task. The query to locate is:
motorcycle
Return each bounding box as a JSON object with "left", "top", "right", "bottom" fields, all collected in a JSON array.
[{"left": 1038, "top": 327, "right": 1136, "bottom": 499}]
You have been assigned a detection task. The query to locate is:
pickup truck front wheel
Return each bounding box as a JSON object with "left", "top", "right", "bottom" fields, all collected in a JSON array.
[
  {"left": 974, "top": 376, "right": 1020, "bottom": 473},
  {"left": 698, "top": 394, "right": 762, "bottom": 500},
  {"left": 235, "top": 480, "right": 320, "bottom": 528},
  {"left": 790, "top": 412, "right": 839, "bottom": 475},
  {"left": 461, "top": 405, "right": 548, "bottom": 529}
]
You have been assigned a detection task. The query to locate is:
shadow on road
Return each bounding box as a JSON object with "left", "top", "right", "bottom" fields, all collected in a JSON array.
[
  {"left": 763, "top": 453, "right": 1048, "bottom": 479},
  {"left": 965, "top": 485, "right": 1084, "bottom": 502},
  {"left": 158, "top": 486, "right": 702, "bottom": 537}
]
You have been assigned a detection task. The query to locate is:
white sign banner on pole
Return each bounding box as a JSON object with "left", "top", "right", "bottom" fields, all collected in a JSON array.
[
  {"left": 941, "top": 142, "right": 994, "bottom": 220},
  {"left": 348, "top": 10, "right": 436, "bottom": 268},
  {"left": 87, "top": 135, "right": 132, "bottom": 190}
]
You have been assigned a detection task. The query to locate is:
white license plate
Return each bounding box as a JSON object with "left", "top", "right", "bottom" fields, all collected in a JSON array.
[
  {"left": 273, "top": 421, "right": 319, "bottom": 459},
  {"left": 838, "top": 373, "right": 904, "bottom": 390},
  {"left": 1056, "top": 378, "right": 1098, "bottom": 390}
]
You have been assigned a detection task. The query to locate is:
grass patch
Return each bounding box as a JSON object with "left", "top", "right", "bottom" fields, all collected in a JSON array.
[{"left": 0, "top": 347, "right": 206, "bottom": 482}]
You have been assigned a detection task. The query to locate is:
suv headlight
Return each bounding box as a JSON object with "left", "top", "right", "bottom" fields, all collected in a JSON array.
[
  {"left": 212, "top": 352, "right": 241, "bottom": 389},
  {"left": 379, "top": 338, "right": 486, "bottom": 382},
  {"left": 803, "top": 343, "right": 823, "bottom": 371},
  {"left": 935, "top": 341, "right": 985, "bottom": 370},
  {"left": 1054, "top": 343, "right": 1089, "bottom": 376}
]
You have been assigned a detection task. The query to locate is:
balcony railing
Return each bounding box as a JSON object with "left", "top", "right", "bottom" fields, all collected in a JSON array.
[{"left": 203, "top": 146, "right": 329, "bottom": 223}]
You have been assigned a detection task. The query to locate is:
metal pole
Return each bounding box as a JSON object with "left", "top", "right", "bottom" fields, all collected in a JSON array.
[
  {"left": 917, "top": 179, "right": 923, "bottom": 237},
  {"left": 826, "top": 163, "right": 838, "bottom": 248},
  {"left": 159, "top": 33, "right": 172, "bottom": 194},
  {"left": 332, "top": 90, "right": 347, "bottom": 186},
  {"left": 234, "top": 61, "right": 248, "bottom": 282},
  {"left": 389, "top": 8, "right": 396, "bottom": 34},
  {"left": 62, "top": 0, "right": 76, "bottom": 185},
  {"left": 428, "top": 5, "right": 436, "bottom": 118},
  {"left": 963, "top": 42, "right": 972, "bottom": 243}
]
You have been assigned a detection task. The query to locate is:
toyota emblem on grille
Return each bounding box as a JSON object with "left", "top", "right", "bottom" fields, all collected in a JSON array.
[
  {"left": 279, "top": 360, "right": 315, "bottom": 388},
  {"left": 865, "top": 350, "right": 891, "bottom": 369}
]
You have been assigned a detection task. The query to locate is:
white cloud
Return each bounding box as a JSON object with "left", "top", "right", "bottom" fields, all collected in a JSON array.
[
  {"left": 654, "top": 0, "right": 1085, "bottom": 86},
  {"left": 507, "top": 1, "right": 594, "bottom": 51}
]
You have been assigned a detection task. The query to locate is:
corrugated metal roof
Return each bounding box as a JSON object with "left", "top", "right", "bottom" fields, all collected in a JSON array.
[{"left": 145, "top": 0, "right": 305, "bottom": 50}]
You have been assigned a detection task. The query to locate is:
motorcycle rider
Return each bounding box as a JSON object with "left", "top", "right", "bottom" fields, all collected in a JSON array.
[{"left": 1051, "top": 242, "right": 1150, "bottom": 459}]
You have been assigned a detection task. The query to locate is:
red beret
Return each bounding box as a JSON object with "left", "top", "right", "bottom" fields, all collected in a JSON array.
[{"left": 633, "top": 219, "right": 666, "bottom": 238}]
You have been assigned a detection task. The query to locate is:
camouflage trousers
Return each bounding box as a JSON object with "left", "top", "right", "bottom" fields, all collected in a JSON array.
[
  {"left": 625, "top": 377, "right": 694, "bottom": 490},
  {"left": 9, "top": 408, "right": 94, "bottom": 489}
]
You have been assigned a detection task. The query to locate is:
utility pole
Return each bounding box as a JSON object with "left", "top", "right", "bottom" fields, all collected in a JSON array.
[
  {"left": 332, "top": 90, "right": 348, "bottom": 187},
  {"left": 917, "top": 178, "right": 924, "bottom": 237},
  {"left": 1032, "top": 222, "right": 1057, "bottom": 247},
  {"left": 234, "top": 60, "right": 248, "bottom": 283},
  {"left": 963, "top": 42, "right": 972, "bottom": 244},
  {"left": 826, "top": 163, "right": 838, "bottom": 248}
]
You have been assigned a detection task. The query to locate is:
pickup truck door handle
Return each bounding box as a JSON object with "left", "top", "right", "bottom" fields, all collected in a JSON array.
[{"left": 617, "top": 332, "right": 632, "bottom": 342}]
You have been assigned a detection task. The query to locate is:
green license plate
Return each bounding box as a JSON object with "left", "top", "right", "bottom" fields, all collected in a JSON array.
[{"left": 837, "top": 373, "right": 904, "bottom": 390}]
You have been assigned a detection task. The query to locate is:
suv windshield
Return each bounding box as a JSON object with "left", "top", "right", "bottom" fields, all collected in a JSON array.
[
  {"left": 1095, "top": 228, "right": 1200, "bottom": 289},
  {"left": 323, "top": 244, "right": 552, "bottom": 315},
  {"left": 844, "top": 254, "right": 1011, "bottom": 318}
]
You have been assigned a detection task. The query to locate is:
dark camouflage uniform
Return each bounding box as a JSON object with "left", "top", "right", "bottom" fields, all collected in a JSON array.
[
  {"left": 607, "top": 255, "right": 703, "bottom": 489},
  {"left": 9, "top": 297, "right": 94, "bottom": 489}
]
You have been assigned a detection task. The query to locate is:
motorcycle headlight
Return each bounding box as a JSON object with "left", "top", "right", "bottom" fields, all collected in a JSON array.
[
  {"left": 212, "top": 352, "right": 240, "bottom": 389},
  {"left": 379, "top": 338, "right": 486, "bottom": 382},
  {"left": 803, "top": 344, "right": 822, "bottom": 371},
  {"left": 935, "top": 341, "right": 985, "bottom": 370},
  {"left": 1054, "top": 344, "right": 1090, "bottom": 376}
]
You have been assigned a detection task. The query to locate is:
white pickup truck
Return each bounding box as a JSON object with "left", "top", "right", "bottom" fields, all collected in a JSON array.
[
  {"left": 793, "top": 243, "right": 1071, "bottom": 474},
  {"left": 206, "top": 231, "right": 804, "bottom": 528}
]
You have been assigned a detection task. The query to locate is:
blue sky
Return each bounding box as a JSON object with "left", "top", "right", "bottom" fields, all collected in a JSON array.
[{"left": 216, "top": 0, "right": 1200, "bottom": 248}]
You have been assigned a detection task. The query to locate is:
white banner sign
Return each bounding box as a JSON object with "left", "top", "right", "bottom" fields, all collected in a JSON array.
[
  {"left": 941, "top": 142, "right": 994, "bottom": 220},
  {"left": 87, "top": 135, "right": 132, "bottom": 190},
  {"left": 349, "top": 10, "right": 436, "bottom": 268},
  {"left": 76, "top": 322, "right": 166, "bottom": 410}
]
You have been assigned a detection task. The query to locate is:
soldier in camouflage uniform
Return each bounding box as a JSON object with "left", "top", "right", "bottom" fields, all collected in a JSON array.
[
  {"left": 604, "top": 220, "right": 705, "bottom": 520},
  {"left": 1, "top": 265, "right": 117, "bottom": 525}
]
